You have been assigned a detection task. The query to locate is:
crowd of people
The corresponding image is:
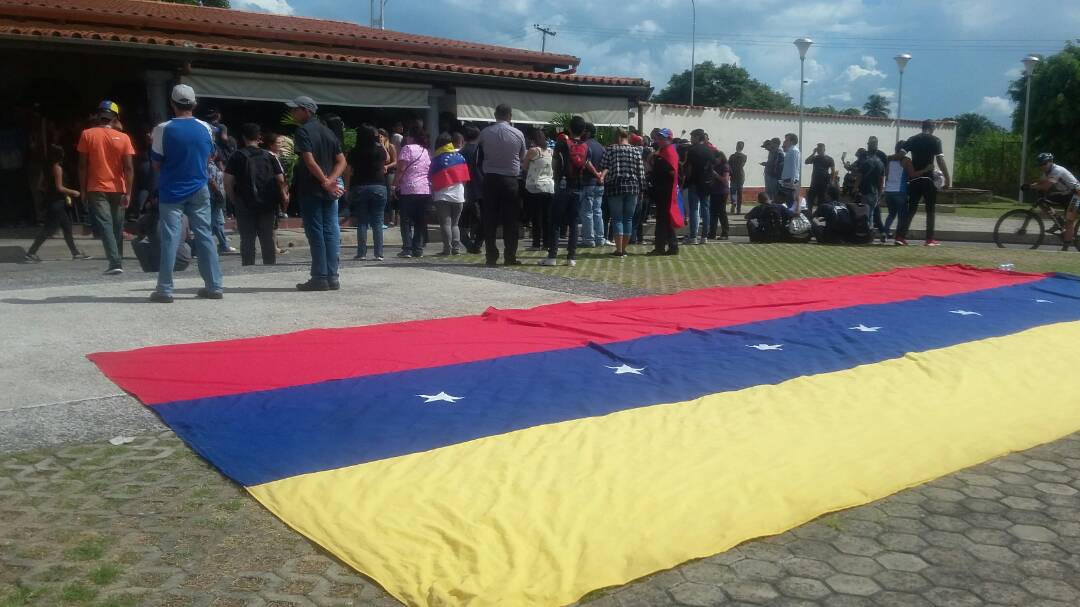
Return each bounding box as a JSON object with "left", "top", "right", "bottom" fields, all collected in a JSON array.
[{"left": 23, "top": 85, "right": 1077, "bottom": 302}]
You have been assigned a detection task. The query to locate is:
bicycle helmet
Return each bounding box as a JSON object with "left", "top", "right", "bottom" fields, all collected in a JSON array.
[{"left": 1036, "top": 152, "right": 1054, "bottom": 165}]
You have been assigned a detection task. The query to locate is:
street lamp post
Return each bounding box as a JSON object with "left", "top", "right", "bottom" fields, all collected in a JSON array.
[
  {"left": 893, "top": 54, "right": 911, "bottom": 144},
  {"left": 689, "top": 0, "right": 696, "bottom": 106},
  {"left": 1018, "top": 55, "right": 1040, "bottom": 204},
  {"left": 794, "top": 37, "right": 812, "bottom": 155}
]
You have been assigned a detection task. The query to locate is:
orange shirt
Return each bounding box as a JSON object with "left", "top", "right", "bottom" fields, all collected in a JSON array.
[{"left": 77, "top": 126, "right": 135, "bottom": 193}]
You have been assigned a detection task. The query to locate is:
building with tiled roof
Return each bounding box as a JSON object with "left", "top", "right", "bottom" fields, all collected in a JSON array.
[{"left": 0, "top": 0, "right": 651, "bottom": 140}]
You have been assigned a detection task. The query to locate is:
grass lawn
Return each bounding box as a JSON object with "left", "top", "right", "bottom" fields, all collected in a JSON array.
[
  {"left": 451, "top": 241, "right": 1080, "bottom": 293},
  {"left": 948, "top": 195, "right": 1028, "bottom": 219}
]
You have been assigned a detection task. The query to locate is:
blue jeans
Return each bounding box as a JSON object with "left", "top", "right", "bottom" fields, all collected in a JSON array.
[
  {"left": 351, "top": 184, "right": 387, "bottom": 258},
  {"left": 686, "top": 185, "right": 711, "bottom": 240},
  {"left": 608, "top": 193, "right": 637, "bottom": 237},
  {"left": 301, "top": 196, "right": 340, "bottom": 281},
  {"left": 578, "top": 184, "right": 605, "bottom": 245},
  {"left": 884, "top": 192, "right": 906, "bottom": 234},
  {"left": 211, "top": 202, "right": 230, "bottom": 251},
  {"left": 157, "top": 187, "right": 222, "bottom": 296}
]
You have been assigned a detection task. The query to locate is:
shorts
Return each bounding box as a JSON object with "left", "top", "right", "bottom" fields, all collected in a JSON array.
[{"left": 1070, "top": 197, "right": 1080, "bottom": 213}]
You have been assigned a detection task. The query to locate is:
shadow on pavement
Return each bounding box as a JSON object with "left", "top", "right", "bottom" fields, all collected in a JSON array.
[
  {"left": 0, "top": 245, "right": 28, "bottom": 263},
  {"left": 2, "top": 295, "right": 151, "bottom": 305}
]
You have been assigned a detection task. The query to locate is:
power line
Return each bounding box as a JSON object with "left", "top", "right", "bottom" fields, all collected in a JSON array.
[{"left": 534, "top": 24, "right": 557, "bottom": 53}]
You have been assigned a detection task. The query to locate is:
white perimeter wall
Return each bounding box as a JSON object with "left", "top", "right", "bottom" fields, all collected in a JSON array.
[{"left": 640, "top": 103, "right": 956, "bottom": 189}]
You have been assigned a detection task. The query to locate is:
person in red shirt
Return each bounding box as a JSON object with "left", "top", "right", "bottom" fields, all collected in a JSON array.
[{"left": 77, "top": 100, "right": 135, "bottom": 274}]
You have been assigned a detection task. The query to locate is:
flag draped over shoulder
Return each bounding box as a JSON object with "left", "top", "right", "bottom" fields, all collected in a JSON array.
[
  {"left": 89, "top": 266, "right": 1080, "bottom": 607},
  {"left": 658, "top": 141, "right": 685, "bottom": 228},
  {"left": 429, "top": 142, "right": 470, "bottom": 192}
]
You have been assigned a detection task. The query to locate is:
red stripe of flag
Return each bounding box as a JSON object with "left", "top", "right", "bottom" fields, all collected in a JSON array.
[{"left": 88, "top": 266, "right": 1044, "bottom": 405}]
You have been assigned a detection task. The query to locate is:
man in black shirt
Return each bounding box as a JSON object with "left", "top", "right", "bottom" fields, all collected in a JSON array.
[
  {"left": 804, "top": 143, "right": 834, "bottom": 213},
  {"left": 761, "top": 138, "right": 782, "bottom": 200},
  {"left": 897, "top": 120, "right": 951, "bottom": 246},
  {"left": 288, "top": 96, "right": 346, "bottom": 290},
  {"left": 225, "top": 123, "right": 286, "bottom": 266},
  {"left": 683, "top": 129, "right": 714, "bottom": 244},
  {"left": 729, "top": 141, "right": 747, "bottom": 213},
  {"left": 855, "top": 149, "right": 884, "bottom": 232}
]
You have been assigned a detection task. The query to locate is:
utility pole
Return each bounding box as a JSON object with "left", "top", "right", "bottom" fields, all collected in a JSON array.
[
  {"left": 534, "top": 24, "right": 556, "bottom": 53},
  {"left": 370, "top": 0, "right": 389, "bottom": 29}
]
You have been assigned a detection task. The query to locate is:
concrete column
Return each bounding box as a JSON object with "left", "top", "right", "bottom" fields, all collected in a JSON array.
[
  {"left": 426, "top": 89, "right": 444, "bottom": 151},
  {"left": 144, "top": 70, "right": 173, "bottom": 125}
]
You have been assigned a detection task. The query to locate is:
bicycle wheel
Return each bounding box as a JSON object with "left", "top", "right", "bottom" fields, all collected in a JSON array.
[{"left": 994, "top": 209, "right": 1044, "bottom": 249}]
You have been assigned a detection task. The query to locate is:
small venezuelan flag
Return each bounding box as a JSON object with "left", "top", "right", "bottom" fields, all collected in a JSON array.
[{"left": 90, "top": 266, "right": 1080, "bottom": 607}]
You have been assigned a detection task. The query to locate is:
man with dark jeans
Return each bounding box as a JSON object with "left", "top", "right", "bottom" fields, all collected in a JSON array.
[
  {"left": 897, "top": 120, "right": 951, "bottom": 246},
  {"left": 804, "top": 142, "right": 834, "bottom": 213},
  {"left": 459, "top": 126, "right": 483, "bottom": 254},
  {"left": 729, "top": 141, "right": 746, "bottom": 214},
  {"left": 225, "top": 123, "right": 287, "bottom": 266},
  {"left": 476, "top": 103, "right": 526, "bottom": 266},
  {"left": 288, "top": 96, "right": 346, "bottom": 289},
  {"left": 78, "top": 100, "right": 135, "bottom": 275},
  {"left": 683, "top": 129, "right": 713, "bottom": 245}
]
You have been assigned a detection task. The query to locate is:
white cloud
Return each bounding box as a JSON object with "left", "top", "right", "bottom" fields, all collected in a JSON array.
[
  {"left": 861, "top": 56, "right": 878, "bottom": 69},
  {"left": 827, "top": 92, "right": 853, "bottom": 103},
  {"left": 1004, "top": 67, "right": 1023, "bottom": 79},
  {"left": 978, "top": 95, "right": 1015, "bottom": 118},
  {"left": 234, "top": 0, "right": 294, "bottom": 14},
  {"left": 630, "top": 19, "right": 663, "bottom": 35},
  {"left": 841, "top": 63, "right": 885, "bottom": 82},
  {"left": 874, "top": 87, "right": 895, "bottom": 100}
]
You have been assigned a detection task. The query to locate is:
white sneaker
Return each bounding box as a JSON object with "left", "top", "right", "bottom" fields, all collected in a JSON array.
[
  {"left": 603, "top": 239, "right": 615, "bottom": 246},
  {"left": 698, "top": 237, "right": 708, "bottom": 245},
  {"left": 538, "top": 257, "right": 557, "bottom": 266},
  {"left": 104, "top": 267, "right": 123, "bottom": 275},
  {"left": 566, "top": 259, "right": 577, "bottom": 267}
]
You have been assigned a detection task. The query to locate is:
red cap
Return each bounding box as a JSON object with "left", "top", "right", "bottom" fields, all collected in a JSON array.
[{"left": 629, "top": 134, "right": 644, "bottom": 145}]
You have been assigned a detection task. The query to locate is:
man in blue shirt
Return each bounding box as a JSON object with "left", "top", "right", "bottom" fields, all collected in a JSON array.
[
  {"left": 149, "top": 84, "right": 222, "bottom": 303},
  {"left": 778, "top": 133, "right": 801, "bottom": 208}
]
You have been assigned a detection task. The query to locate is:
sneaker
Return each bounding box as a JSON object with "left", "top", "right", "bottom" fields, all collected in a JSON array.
[
  {"left": 104, "top": 266, "right": 124, "bottom": 275},
  {"left": 566, "top": 259, "right": 576, "bottom": 267},
  {"left": 149, "top": 291, "right": 173, "bottom": 303},
  {"left": 504, "top": 259, "right": 522, "bottom": 266},
  {"left": 374, "top": 256, "right": 385, "bottom": 261},
  {"left": 1048, "top": 224, "right": 1062, "bottom": 235},
  {"left": 894, "top": 237, "right": 908, "bottom": 246},
  {"left": 327, "top": 280, "right": 340, "bottom": 291},
  {"left": 603, "top": 239, "right": 615, "bottom": 246},
  {"left": 72, "top": 252, "right": 91, "bottom": 260},
  {"left": 23, "top": 253, "right": 41, "bottom": 263},
  {"left": 296, "top": 279, "right": 330, "bottom": 292},
  {"left": 539, "top": 257, "right": 557, "bottom": 266},
  {"left": 718, "top": 234, "right": 729, "bottom": 241},
  {"left": 698, "top": 237, "right": 707, "bottom": 245},
  {"left": 645, "top": 249, "right": 666, "bottom": 256},
  {"left": 196, "top": 288, "right": 224, "bottom": 300},
  {"left": 353, "top": 254, "right": 366, "bottom": 261},
  {"left": 451, "top": 250, "right": 460, "bottom": 256},
  {"left": 220, "top": 246, "right": 238, "bottom": 254},
  {"left": 925, "top": 240, "right": 941, "bottom": 247},
  {"left": 396, "top": 251, "right": 412, "bottom": 258}
]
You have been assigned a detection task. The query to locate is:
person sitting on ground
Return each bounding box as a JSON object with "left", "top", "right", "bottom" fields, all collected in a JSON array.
[
  {"left": 746, "top": 191, "right": 794, "bottom": 243},
  {"left": 25, "top": 144, "right": 91, "bottom": 262}
]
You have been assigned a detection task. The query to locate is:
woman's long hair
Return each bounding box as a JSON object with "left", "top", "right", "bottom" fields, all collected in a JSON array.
[
  {"left": 407, "top": 123, "right": 429, "bottom": 149},
  {"left": 356, "top": 123, "right": 379, "bottom": 150}
]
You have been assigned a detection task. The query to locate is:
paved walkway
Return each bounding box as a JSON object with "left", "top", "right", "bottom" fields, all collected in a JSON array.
[{"left": 3, "top": 245, "right": 1080, "bottom": 607}]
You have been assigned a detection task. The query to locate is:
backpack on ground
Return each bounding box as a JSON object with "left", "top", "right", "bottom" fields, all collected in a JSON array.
[
  {"left": 566, "top": 139, "right": 590, "bottom": 177},
  {"left": 237, "top": 147, "right": 280, "bottom": 210},
  {"left": 845, "top": 202, "right": 873, "bottom": 244},
  {"left": 812, "top": 202, "right": 852, "bottom": 244}
]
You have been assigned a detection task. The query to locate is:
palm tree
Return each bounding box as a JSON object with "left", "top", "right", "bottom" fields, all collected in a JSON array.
[{"left": 863, "top": 94, "right": 891, "bottom": 118}]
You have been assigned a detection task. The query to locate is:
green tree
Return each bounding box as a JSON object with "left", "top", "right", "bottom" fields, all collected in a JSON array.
[
  {"left": 805, "top": 105, "right": 862, "bottom": 116},
  {"left": 862, "top": 94, "right": 891, "bottom": 118},
  {"left": 161, "top": 0, "right": 231, "bottom": 7},
  {"left": 653, "top": 61, "right": 794, "bottom": 110},
  {"left": 1008, "top": 42, "right": 1080, "bottom": 172},
  {"left": 940, "top": 112, "right": 1005, "bottom": 148}
]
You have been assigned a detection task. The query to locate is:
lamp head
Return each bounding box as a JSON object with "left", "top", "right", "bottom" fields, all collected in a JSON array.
[
  {"left": 794, "top": 38, "right": 813, "bottom": 59},
  {"left": 894, "top": 54, "right": 912, "bottom": 73},
  {"left": 1022, "top": 55, "right": 1041, "bottom": 75}
]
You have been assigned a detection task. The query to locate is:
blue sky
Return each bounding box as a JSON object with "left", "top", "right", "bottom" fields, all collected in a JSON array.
[{"left": 235, "top": 0, "right": 1078, "bottom": 128}]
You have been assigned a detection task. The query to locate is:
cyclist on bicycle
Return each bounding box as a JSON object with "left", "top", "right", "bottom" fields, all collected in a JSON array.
[{"left": 1028, "top": 153, "right": 1080, "bottom": 250}]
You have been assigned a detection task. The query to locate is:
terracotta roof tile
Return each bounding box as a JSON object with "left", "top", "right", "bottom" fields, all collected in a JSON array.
[
  {"left": 0, "top": 0, "right": 584, "bottom": 70},
  {"left": 0, "top": 18, "right": 649, "bottom": 87}
]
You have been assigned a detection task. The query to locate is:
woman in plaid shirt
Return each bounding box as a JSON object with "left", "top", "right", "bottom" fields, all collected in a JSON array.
[{"left": 600, "top": 128, "right": 647, "bottom": 257}]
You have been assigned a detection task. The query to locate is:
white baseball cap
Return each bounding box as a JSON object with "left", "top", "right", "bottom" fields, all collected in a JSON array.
[{"left": 171, "top": 84, "right": 197, "bottom": 105}]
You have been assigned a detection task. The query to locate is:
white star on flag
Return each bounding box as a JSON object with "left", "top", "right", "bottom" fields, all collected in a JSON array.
[
  {"left": 1035, "top": 299, "right": 1054, "bottom": 304},
  {"left": 417, "top": 392, "right": 464, "bottom": 403},
  {"left": 849, "top": 324, "right": 882, "bottom": 332},
  {"left": 949, "top": 310, "right": 982, "bottom": 316},
  {"left": 747, "top": 344, "right": 783, "bottom": 351},
  {"left": 606, "top": 364, "right": 645, "bottom": 375}
]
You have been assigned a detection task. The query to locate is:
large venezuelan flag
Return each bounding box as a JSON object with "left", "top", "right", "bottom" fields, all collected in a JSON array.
[{"left": 91, "top": 266, "right": 1080, "bottom": 607}]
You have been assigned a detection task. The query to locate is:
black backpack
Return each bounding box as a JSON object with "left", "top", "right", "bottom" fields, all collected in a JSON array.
[
  {"left": 237, "top": 147, "right": 280, "bottom": 210},
  {"left": 845, "top": 202, "right": 873, "bottom": 244},
  {"left": 813, "top": 202, "right": 852, "bottom": 244}
]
